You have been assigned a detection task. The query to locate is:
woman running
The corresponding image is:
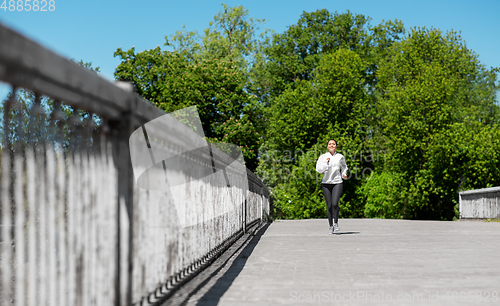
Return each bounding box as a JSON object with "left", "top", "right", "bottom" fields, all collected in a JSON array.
[{"left": 315, "top": 139, "right": 348, "bottom": 234}]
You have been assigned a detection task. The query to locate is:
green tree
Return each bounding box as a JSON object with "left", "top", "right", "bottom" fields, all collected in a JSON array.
[
  {"left": 115, "top": 4, "right": 273, "bottom": 171},
  {"left": 261, "top": 10, "right": 371, "bottom": 97},
  {"left": 266, "top": 49, "right": 367, "bottom": 154},
  {"left": 257, "top": 10, "right": 404, "bottom": 101},
  {"left": 270, "top": 146, "right": 325, "bottom": 219},
  {"left": 258, "top": 49, "right": 370, "bottom": 218},
  {"left": 254, "top": 10, "right": 404, "bottom": 211},
  {"left": 166, "top": 4, "right": 271, "bottom": 138},
  {"left": 0, "top": 60, "right": 101, "bottom": 150},
  {"left": 166, "top": 4, "right": 268, "bottom": 68},
  {"left": 255, "top": 11, "right": 404, "bottom": 220},
  {"left": 374, "top": 27, "right": 500, "bottom": 219},
  {"left": 362, "top": 171, "right": 405, "bottom": 218},
  {"left": 114, "top": 47, "right": 260, "bottom": 170}
]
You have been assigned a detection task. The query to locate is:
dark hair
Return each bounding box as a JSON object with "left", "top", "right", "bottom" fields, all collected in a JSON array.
[{"left": 327, "top": 139, "right": 337, "bottom": 146}]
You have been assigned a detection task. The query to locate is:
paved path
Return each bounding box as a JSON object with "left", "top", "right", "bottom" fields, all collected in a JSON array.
[{"left": 185, "top": 219, "right": 500, "bottom": 305}]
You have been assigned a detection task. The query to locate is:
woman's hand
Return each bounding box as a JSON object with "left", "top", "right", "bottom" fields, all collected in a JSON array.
[{"left": 342, "top": 174, "right": 347, "bottom": 179}]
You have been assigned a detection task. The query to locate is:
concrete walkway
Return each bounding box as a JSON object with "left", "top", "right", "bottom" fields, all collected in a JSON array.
[{"left": 185, "top": 219, "right": 500, "bottom": 305}]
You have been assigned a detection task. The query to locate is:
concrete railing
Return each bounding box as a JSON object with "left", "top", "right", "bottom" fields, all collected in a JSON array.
[
  {"left": 0, "top": 22, "right": 270, "bottom": 306},
  {"left": 459, "top": 187, "right": 500, "bottom": 219}
]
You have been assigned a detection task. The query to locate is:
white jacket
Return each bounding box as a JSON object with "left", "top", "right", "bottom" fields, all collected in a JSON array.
[{"left": 315, "top": 151, "right": 348, "bottom": 184}]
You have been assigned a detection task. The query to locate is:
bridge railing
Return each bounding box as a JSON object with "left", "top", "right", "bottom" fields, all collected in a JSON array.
[
  {"left": 0, "top": 22, "right": 270, "bottom": 306},
  {"left": 459, "top": 186, "right": 500, "bottom": 220}
]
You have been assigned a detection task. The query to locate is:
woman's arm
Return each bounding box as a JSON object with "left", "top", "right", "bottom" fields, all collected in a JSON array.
[
  {"left": 340, "top": 155, "right": 348, "bottom": 179},
  {"left": 315, "top": 154, "right": 328, "bottom": 174}
]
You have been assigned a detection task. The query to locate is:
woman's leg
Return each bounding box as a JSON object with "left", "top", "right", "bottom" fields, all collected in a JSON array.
[
  {"left": 331, "top": 182, "right": 343, "bottom": 224},
  {"left": 321, "top": 184, "right": 334, "bottom": 227}
]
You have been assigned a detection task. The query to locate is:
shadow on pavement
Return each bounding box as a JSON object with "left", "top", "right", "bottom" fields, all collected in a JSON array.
[
  {"left": 195, "top": 222, "right": 271, "bottom": 306},
  {"left": 334, "top": 231, "right": 360, "bottom": 235}
]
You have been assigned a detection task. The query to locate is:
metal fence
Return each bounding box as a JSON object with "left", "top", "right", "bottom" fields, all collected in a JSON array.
[{"left": 0, "top": 22, "right": 270, "bottom": 306}]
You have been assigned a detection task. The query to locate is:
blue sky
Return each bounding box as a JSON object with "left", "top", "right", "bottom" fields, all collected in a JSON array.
[{"left": 1, "top": 0, "right": 499, "bottom": 95}]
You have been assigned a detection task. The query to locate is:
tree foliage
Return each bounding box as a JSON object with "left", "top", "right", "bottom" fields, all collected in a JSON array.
[
  {"left": 1, "top": 60, "right": 102, "bottom": 151},
  {"left": 261, "top": 10, "right": 370, "bottom": 96},
  {"left": 114, "top": 5, "right": 269, "bottom": 171},
  {"left": 259, "top": 14, "right": 499, "bottom": 221},
  {"left": 256, "top": 10, "right": 404, "bottom": 101},
  {"left": 166, "top": 4, "right": 268, "bottom": 68},
  {"left": 114, "top": 47, "right": 260, "bottom": 170},
  {"left": 374, "top": 27, "right": 500, "bottom": 219},
  {"left": 113, "top": 5, "right": 500, "bottom": 220},
  {"left": 266, "top": 49, "right": 367, "bottom": 154}
]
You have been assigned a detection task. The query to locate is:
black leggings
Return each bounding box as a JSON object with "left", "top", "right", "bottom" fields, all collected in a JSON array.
[{"left": 321, "top": 183, "right": 343, "bottom": 226}]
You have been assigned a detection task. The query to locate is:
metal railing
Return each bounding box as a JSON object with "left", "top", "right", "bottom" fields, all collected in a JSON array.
[{"left": 0, "top": 22, "right": 270, "bottom": 306}]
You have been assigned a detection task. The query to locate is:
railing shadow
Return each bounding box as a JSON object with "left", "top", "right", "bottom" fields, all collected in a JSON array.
[{"left": 194, "top": 223, "right": 271, "bottom": 306}]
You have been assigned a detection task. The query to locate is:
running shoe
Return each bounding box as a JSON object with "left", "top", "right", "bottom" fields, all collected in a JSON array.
[
  {"left": 328, "top": 226, "right": 334, "bottom": 234},
  {"left": 333, "top": 223, "right": 340, "bottom": 232}
]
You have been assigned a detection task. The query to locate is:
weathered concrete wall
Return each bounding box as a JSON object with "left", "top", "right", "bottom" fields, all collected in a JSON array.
[
  {"left": 459, "top": 187, "right": 500, "bottom": 219},
  {"left": 130, "top": 141, "right": 268, "bottom": 304},
  {"left": 0, "top": 21, "right": 270, "bottom": 306}
]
